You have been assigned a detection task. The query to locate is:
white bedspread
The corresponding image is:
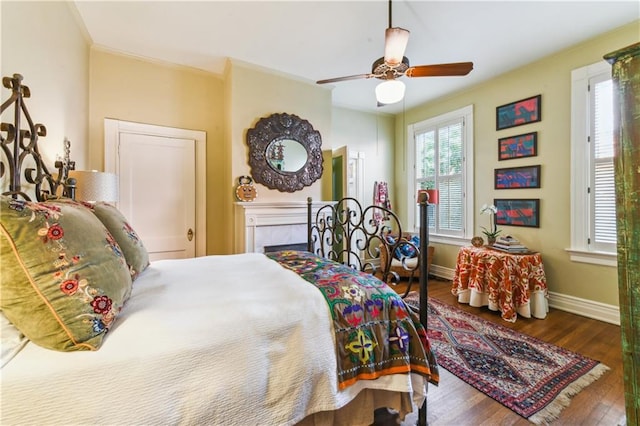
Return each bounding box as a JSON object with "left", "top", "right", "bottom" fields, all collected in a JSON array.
[{"left": 1, "top": 253, "right": 424, "bottom": 425}]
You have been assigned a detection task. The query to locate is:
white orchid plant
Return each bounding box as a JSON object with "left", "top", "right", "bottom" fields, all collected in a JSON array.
[{"left": 480, "top": 203, "right": 501, "bottom": 240}]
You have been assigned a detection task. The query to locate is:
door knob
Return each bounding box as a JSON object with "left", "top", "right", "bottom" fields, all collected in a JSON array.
[{"left": 187, "top": 228, "right": 194, "bottom": 241}]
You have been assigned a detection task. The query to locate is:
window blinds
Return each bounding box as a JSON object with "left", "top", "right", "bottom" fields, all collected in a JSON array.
[{"left": 591, "top": 76, "right": 617, "bottom": 248}]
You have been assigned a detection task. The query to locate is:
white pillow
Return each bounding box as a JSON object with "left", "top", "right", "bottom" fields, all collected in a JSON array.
[{"left": 1, "top": 311, "right": 29, "bottom": 368}]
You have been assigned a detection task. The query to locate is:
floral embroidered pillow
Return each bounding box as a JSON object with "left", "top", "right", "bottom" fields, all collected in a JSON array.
[
  {"left": 84, "top": 202, "right": 149, "bottom": 280},
  {"left": 0, "top": 196, "right": 132, "bottom": 351}
]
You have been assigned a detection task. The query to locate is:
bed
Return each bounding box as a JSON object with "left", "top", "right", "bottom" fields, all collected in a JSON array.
[{"left": 0, "top": 73, "right": 437, "bottom": 425}]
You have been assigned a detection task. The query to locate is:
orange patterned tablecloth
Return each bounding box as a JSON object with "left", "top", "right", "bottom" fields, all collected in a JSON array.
[{"left": 452, "top": 246, "right": 548, "bottom": 322}]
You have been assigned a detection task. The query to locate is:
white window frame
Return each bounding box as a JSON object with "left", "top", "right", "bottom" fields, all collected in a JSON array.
[
  {"left": 407, "top": 105, "right": 474, "bottom": 245},
  {"left": 568, "top": 61, "right": 617, "bottom": 267}
]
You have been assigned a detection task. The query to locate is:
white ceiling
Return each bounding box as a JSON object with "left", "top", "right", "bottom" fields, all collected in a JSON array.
[{"left": 72, "top": 0, "right": 639, "bottom": 114}]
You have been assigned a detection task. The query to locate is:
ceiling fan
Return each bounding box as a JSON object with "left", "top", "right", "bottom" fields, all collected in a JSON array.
[{"left": 316, "top": 0, "right": 474, "bottom": 105}]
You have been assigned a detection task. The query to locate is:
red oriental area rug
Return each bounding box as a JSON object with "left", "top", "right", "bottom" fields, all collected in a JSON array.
[{"left": 404, "top": 294, "right": 609, "bottom": 425}]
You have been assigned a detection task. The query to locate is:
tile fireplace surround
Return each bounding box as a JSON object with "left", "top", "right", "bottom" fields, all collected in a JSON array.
[{"left": 234, "top": 201, "right": 333, "bottom": 253}]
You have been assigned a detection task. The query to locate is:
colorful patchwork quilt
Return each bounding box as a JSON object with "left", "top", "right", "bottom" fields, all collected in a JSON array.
[{"left": 267, "top": 250, "right": 439, "bottom": 390}]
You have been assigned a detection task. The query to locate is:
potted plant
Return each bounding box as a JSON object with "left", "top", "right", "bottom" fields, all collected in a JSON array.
[{"left": 480, "top": 203, "right": 501, "bottom": 245}]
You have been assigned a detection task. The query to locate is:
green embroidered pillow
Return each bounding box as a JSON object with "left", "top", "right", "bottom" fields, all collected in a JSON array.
[
  {"left": 88, "top": 202, "right": 149, "bottom": 280},
  {"left": 0, "top": 196, "right": 132, "bottom": 351}
]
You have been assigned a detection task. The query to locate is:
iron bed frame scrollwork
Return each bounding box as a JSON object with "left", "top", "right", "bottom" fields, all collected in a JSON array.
[
  {"left": 1, "top": 73, "right": 75, "bottom": 201},
  {"left": 307, "top": 195, "right": 432, "bottom": 426}
]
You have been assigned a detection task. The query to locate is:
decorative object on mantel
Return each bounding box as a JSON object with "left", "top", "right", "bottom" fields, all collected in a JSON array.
[
  {"left": 246, "top": 112, "right": 323, "bottom": 193},
  {"left": 235, "top": 175, "right": 257, "bottom": 202},
  {"left": 480, "top": 203, "right": 501, "bottom": 245},
  {"left": 0, "top": 73, "right": 76, "bottom": 201}
]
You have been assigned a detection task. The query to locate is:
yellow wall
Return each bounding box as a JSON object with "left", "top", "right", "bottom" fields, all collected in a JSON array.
[
  {"left": 88, "top": 49, "right": 226, "bottom": 254},
  {"left": 394, "top": 21, "right": 640, "bottom": 305},
  {"left": 87, "top": 53, "right": 387, "bottom": 255},
  {"left": 331, "top": 107, "right": 395, "bottom": 206},
  {"left": 222, "top": 61, "right": 336, "bottom": 252},
  {"left": 1, "top": 1, "right": 89, "bottom": 170},
  {"left": 227, "top": 60, "right": 332, "bottom": 204}
]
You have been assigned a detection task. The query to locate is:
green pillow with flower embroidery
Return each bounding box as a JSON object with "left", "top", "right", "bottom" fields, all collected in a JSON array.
[
  {"left": 89, "top": 202, "right": 149, "bottom": 280},
  {"left": 45, "top": 200, "right": 150, "bottom": 281},
  {"left": 0, "top": 196, "right": 132, "bottom": 351}
]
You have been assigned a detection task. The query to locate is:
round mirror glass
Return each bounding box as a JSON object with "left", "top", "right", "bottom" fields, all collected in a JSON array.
[{"left": 266, "top": 139, "right": 307, "bottom": 173}]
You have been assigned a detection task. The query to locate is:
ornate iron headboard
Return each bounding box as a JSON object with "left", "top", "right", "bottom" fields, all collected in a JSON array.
[
  {"left": 1, "top": 73, "right": 75, "bottom": 201},
  {"left": 306, "top": 196, "right": 422, "bottom": 293}
]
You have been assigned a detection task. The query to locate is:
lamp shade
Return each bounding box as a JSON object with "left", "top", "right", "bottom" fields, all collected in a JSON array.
[
  {"left": 425, "top": 189, "right": 439, "bottom": 205},
  {"left": 375, "top": 80, "right": 405, "bottom": 105},
  {"left": 68, "top": 170, "right": 118, "bottom": 203},
  {"left": 417, "top": 189, "right": 439, "bottom": 205}
]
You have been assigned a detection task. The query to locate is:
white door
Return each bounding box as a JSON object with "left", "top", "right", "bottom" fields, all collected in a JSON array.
[
  {"left": 104, "top": 119, "right": 206, "bottom": 261},
  {"left": 119, "top": 133, "right": 195, "bottom": 260},
  {"left": 332, "top": 146, "right": 365, "bottom": 202},
  {"left": 347, "top": 151, "right": 365, "bottom": 202},
  {"left": 332, "top": 146, "right": 366, "bottom": 264}
]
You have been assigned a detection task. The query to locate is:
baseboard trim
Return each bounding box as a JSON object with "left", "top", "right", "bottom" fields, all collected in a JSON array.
[
  {"left": 430, "top": 264, "right": 620, "bottom": 326},
  {"left": 548, "top": 291, "right": 620, "bottom": 325},
  {"left": 430, "top": 264, "right": 455, "bottom": 281}
]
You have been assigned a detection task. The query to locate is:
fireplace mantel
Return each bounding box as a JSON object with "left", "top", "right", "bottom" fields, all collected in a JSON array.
[{"left": 234, "top": 201, "right": 332, "bottom": 253}]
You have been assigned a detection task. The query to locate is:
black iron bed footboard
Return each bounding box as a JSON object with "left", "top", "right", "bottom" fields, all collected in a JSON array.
[{"left": 306, "top": 195, "right": 432, "bottom": 426}]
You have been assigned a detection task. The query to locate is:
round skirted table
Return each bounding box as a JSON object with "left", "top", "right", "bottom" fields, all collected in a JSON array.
[{"left": 452, "top": 245, "right": 548, "bottom": 322}]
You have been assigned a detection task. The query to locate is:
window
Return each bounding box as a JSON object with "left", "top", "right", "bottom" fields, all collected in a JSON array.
[
  {"left": 569, "top": 61, "right": 617, "bottom": 266},
  {"left": 408, "top": 105, "right": 474, "bottom": 243}
]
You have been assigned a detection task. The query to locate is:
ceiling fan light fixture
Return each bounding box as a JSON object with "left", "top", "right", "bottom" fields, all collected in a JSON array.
[
  {"left": 375, "top": 79, "right": 405, "bottom": 105},
  {"left": 315, "top": 0, "right": 473, "bottom": 105},
  {"left": 384, "top": 27, "right": 410, "bottom": 65}
]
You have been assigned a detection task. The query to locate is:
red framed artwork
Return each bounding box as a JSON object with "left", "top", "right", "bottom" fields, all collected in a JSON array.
[
  {"left": 495, "top": 198, "right": 540, "bottom": 228},
  {"left": 498, "top": 131, "right": 537, "bottom": 160},
  {"left": 494, "top": 165, "right": 541, "bottom": 189},
  {"left": 496, "top": 95, "right": 542, "bottom": 130}
]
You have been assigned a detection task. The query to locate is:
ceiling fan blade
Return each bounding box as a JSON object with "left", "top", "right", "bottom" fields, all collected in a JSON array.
[
  {"left": 405, "top": 62, "right": 474, "bottom": 78},
  {"left": 316, "top": 73, "right": 374, "bottom": 84},
  {"left": 384, "top": 27, "right": 410, "bottom": 65}
]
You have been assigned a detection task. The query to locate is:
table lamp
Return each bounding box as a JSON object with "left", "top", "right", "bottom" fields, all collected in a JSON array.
[{"left": 68, "top": 170, "right": 118, "bottom": 203}]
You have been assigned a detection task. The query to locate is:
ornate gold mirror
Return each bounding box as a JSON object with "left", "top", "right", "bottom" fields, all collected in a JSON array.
[{"left": 246, "top": 113, "right": 323, "bottom": 193}]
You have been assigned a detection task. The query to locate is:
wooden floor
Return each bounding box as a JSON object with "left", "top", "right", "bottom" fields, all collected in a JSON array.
[{"left": 389, "top": 277, "right": 627, "bottom": 426}]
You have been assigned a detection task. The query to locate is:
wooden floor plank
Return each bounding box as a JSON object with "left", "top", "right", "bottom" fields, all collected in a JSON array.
[{"left": 394, "top": 277, "right": 626, "bottom": 425}]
